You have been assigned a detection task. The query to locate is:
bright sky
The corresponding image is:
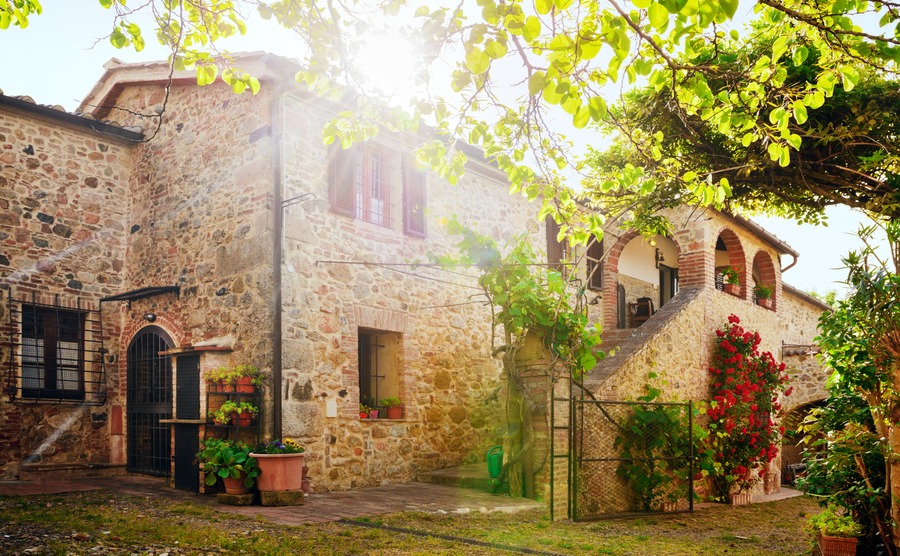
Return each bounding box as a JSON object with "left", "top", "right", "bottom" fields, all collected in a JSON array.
[{"left": 0, "top": 2, "right": 880, "bottom": 296}]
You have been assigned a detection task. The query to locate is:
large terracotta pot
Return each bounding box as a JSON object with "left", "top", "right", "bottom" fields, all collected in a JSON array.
[
  {"left": 222, "top": 474, "right": 250, "bottom": 495},
  {"left": 251, "top": 452, "right": 304, "bottom": 491},
  {"left": 818, "top": 534, "right": 857, "bottom": 556},
  {"left": 723, "top": 283, "right": 740, "bottom": 296},
  {"left": 386, "top": 406, "right": 403, "bottom": 419}
]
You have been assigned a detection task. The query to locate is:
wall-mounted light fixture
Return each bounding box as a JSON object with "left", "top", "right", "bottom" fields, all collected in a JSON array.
[
  {"left": 655, "top": 248, "right": 665, "bottom": 269},
  {"left": 143, "top": 313, "right": 157, "bottom": 322}
]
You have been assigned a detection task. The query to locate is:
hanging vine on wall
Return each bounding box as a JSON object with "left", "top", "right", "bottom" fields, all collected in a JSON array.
[{"left": 432, "top": 218, "right": 604, "bottom": 498}]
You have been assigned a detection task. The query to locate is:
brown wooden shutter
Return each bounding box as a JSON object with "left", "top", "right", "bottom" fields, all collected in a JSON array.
[
  {"left": 403, "top": 154, "right": 427, "bottom": 238},
  {"left": 329, "top": 144, "right": 356, "bottom": 216},
  {"left": 546, "top": 216, "right": 564, "bottom": 271},
  {"left": 586, "top": 237, "right": 604, "bottom": 290}
]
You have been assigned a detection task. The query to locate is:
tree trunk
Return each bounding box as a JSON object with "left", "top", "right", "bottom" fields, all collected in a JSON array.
[{"left": 505, "top": 374, "right": 525, "bottom": 497}]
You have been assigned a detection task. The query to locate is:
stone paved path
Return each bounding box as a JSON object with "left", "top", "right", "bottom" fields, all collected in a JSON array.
[{"left": 0, "top": 475, "right": 543, "bottom": 525}]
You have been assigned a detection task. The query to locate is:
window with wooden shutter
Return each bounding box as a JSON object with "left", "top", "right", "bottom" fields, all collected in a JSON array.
[
  {"left": 329, "top": 144, "right": 357, "bottom": 216},
  {"left": 546, "top": 216, "right": 568, "bottom": 273},
  {"left": 403, "top": 154, "right": 426, "bottom": 238},
  {"left": 586, "top": 237, "right": 603, "bottom": 290}
]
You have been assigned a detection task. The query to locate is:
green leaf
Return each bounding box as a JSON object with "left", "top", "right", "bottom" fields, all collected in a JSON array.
[
  {"left": 792, "top": 45, "right": 809, "bottom": 66},
  {"left": 785, "top": 133, "right": 802, "bottom": 150},
  {"left": 109, "top": 27, "right": 127, "bottom": 49},
  {"left": 197, "top": 65, "right": 218, "bottom": 87},
  {"left": 528, "top": 71, "right": 547, "bottom": 96},
  {"left": 465, "top": 47, "right": 490, "bottom": 74},
  {"left": 523, "top": 16, "right": 541, "bottom": 41},
  {"left": 792, "top": 101, "right": 808, "bottom": 124},
  {"left": 535, "top": 0, "right": 553, "bottom": 14},
  {"left": 99, "top": 0, "right": 113, "bottom": 8},
  {"left": 767, "top": 142, "right": 781, "bottom": 162},
  {"left": 719, "top": 0, "right": 738, "bottom": 19},
  {"left": 573, "top": 105, "right": 590, "bottom": 129},
  {"left": 588, "top": 96, "right": 607, "bottom": 121},
  {"left": 485, "top": 39, "right": 508, "bottom": 59},
  {"left": 632, "top": 0, "right": 651, "bottom": 8},
  {"left": 648, "top": 3, "right": 668, "bottom": 29},
  {"left": 779, "top": 146, "right": 791, "bottom": 167}
]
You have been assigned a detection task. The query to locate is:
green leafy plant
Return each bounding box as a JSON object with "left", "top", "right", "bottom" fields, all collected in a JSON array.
[
  {"left": 359, "top": 403, "right": 369, "bottom": 413},
  {"left": 721, "top": 266, "right": 740, "bottom": 286},
  {"left": 208, "top": 401, "right": 258, "bottom": 424},
  {"left": 379, "top": 397, "right": 402, "bottom": 408},
  {"left": 195, "top": 439, "right": 259, "bottom": 488},
  {"left": 753, "top": 284, "right": 773, "bottom": 299},
  {"left": 805, "top": 506, "right": 862, "bottom": 538},
  {"left": 615, "top": 379, "right": 703, "bottom": 510},
  {"left": 206, "top": 365, "right": 262, "bottom": 387}
]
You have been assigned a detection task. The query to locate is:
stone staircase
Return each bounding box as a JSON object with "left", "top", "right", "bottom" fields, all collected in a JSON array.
[{"left": 416, "top": 462, "right": 495, "bottom": 491}]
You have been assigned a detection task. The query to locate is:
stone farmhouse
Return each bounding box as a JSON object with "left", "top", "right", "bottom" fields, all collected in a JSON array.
[{"left": 0, "top": 52, "right": 830, "bottom": 496}]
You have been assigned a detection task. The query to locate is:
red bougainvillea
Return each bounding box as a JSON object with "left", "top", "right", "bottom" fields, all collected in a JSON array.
[{"left": 707, "top": 315, "right": 790, "bottom": 496}]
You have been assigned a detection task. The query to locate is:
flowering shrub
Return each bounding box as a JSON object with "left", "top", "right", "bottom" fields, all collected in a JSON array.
[
  {"left": 706, "top": 315, "right": 791, "bottom": 497},
  {"left": 255, "top": 438, "right": 304, "bottom": 454}
]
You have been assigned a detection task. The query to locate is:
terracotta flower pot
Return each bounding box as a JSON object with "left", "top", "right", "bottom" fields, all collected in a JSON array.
[
  {"left": 368, "top": 409, "right": 379, "bottom": 419},
  {"left": 251, "top": 452, "right": 305, "bottom": 492},
  {"left": 222, "top": 474, "right": 250, "bottom": 495},
  {"left": 235, "top": 376, "right": 256, "bottom": 393},
  {"left": 359, "top": 412, "right": 368, "bottom": 419},
  {"left": 222, "top": 381, "right": 235, "bottom": 392},
  {"left": 386, "top": 406, "right": 403, "bottom": 419},
  {"left": 818, "top": 534, "right": 857, "bottom": 556},
  {"left": 723, "top": 283, "right": 740, "bottom": 296},
  {"left": 232, "top": 411, "right": 254, "bottom": 427},
  {"left": 757, "top": 298, "right": 773, "bottom": 309}
]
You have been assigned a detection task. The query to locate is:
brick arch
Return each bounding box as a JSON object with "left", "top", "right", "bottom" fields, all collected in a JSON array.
[
  {"left": 715, "top": 228, "right": 747, "bottom": 299},
  {"left": 603, "top": 231, "right": 682, "bottom": 329},
  {"left": 752, "top": 250, "right": 778, "bottom": 311}
]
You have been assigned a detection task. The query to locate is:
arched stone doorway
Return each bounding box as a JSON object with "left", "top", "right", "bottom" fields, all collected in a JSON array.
[
  {"left": 608, "top": 233, "right": 680, "bottom": 328},
  {"left": 714, "top": 229, "right": 747, "bottom": 298},
  {"left": 126, "top": 326, "right": 173, "bottom": 476}
]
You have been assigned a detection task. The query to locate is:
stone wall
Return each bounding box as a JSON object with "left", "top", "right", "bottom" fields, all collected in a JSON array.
[
  {"left": 0, "top": 103, "right": 134, "bottom": 477},
  {"left": 277, "top": 92, "right": 540, "bottom": 490}
]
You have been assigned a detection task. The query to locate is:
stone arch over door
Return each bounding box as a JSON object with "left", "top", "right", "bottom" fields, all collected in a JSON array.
[
  {"left": 126, "top": 325, "right": 174, "bottom": 477},
  {"left": 714, "top": 228, "right": 747, "bottom": 299}
]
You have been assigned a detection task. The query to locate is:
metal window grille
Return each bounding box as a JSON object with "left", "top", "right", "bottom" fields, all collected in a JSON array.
[
  {"left": 5, "top": 291, "right": 107, "bottom": 405},
  {"left": 359, "top": 330, "right": 392, "bottom": 409}
]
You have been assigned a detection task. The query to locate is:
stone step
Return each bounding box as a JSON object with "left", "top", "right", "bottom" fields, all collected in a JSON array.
[{"left": 416, "top": 462, "right": 496, "bottom": 491}]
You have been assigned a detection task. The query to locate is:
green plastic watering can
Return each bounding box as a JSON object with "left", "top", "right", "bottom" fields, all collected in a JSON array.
[{"left": 486, "top": 445, "right": 503, "bottom": 478}]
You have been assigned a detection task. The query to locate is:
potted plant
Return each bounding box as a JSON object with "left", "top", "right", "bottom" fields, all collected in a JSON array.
[
  {"left": 380, "top": 397, "right": 403, "bottom": 419},
  {"left": 208, "top": 400, "right": 258, "bottom": 426},
  {"left": 195, "top": 438, "right": 259, "bottom": 495},
  {"left": 805, "top": 506, "right": 860, "bottom": 556},
  {"left": 231, "top": 364, "right": 262, "bottom": 393},
  {"left": 721, "top": 266, "right": 740, "bottom": 295},
  {"left": 754, "top": 284, "right": 774, "bottom": 308},
  {"left": 368, "top": 407, "right": 380, "bottom": 419},
  {"left": 250, "top": 438, "right": 305, "bottom": 492},
  {"left": 359, "top": 403, "right": 369, "bottom": 419},
  {"left": 205, "top": 366, "right": 232, "bottom": 392}
]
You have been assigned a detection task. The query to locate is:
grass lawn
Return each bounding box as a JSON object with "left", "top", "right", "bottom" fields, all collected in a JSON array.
[{"left": 0, "top": 490, "right": 820, "bottom": 555}]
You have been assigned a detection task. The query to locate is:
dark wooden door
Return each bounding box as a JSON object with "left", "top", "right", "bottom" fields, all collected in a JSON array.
[{"left": 174, "top": 355, "right": 200, "bottom": 491}]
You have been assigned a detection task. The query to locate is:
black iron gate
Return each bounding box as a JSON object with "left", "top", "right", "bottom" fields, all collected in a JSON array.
[
  {"left": 127, "top": 326, "right": 173, "bottom": 476},
  {"left": 571, "top": 398, "right": 694, "bottom": 520}
]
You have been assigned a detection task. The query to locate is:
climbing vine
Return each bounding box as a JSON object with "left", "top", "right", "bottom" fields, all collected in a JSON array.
[{"left": 434, "top": 218, "right": 603, "bottom": 498}]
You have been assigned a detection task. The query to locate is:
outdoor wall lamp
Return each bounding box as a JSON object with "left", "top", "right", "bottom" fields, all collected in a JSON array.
[
  {"left": 655, "top": 248, "right": 665, "bottom": 269},
  {"left": 143, "top": 313, "right": 157, "bottom": 322}
]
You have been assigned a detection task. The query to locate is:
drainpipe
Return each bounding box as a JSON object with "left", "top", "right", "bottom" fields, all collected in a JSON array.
[
  {"left": 271, "top": 81, "right": 289, "bottom": 441},
  {"left": 781, "top": 253, "right": 798, "bottom": 274}
]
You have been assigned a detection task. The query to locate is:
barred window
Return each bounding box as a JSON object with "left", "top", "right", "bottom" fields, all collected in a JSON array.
[
  {"left": 6, "top": 292, "right": 107, "bottom": 405},
  {"left": 21, "top": 306, "right": 85, "bottom": 399}
]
